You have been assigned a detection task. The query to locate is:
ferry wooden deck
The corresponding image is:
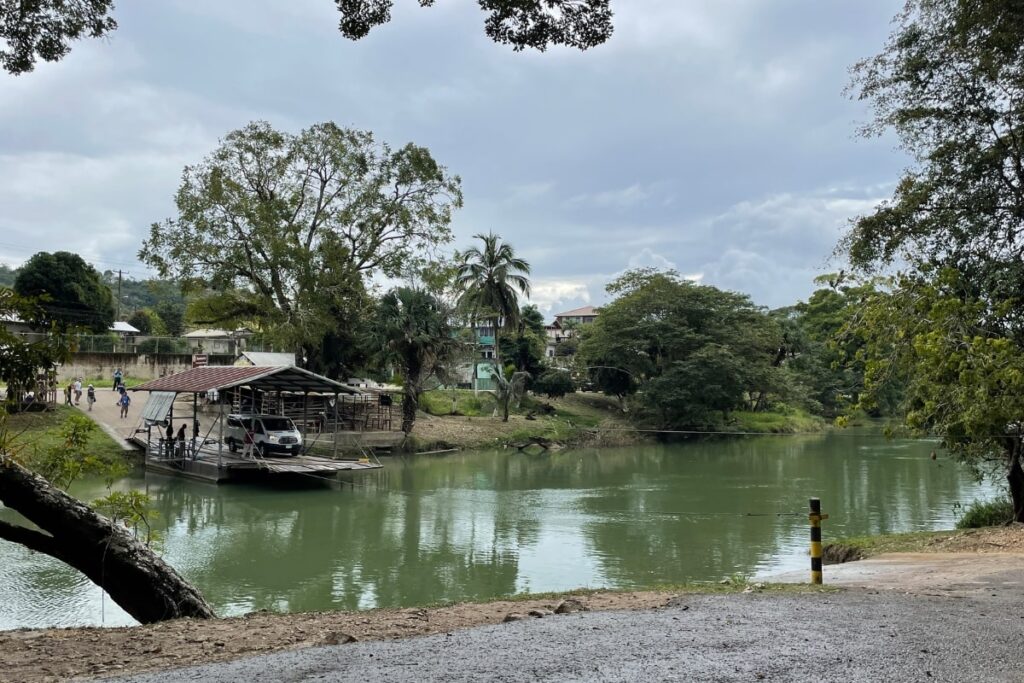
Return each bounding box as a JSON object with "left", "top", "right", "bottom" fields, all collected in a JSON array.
[{"left": 141, "top": 441, "right": 383, "bottom": 483}]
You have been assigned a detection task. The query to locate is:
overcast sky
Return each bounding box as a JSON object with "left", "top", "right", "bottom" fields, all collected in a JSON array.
[{"left": 0, "top": 0, "right": 906, "bottom": 315}]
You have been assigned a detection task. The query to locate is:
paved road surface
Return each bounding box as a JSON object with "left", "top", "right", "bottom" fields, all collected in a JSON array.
[{"left": 110, "top": 589, "right": 1024, "bottom": 682}]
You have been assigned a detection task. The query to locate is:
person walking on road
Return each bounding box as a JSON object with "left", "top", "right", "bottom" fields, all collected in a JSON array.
[
  {"left": 117, "top": 391, "right": 131, "bottom": 419},
  {"left": 73, "top": 378, "right": 83, "bottom": 405},
  {"left": 113, "top": 368, "right": 123, "bottom": 392},
  {"left": 86, "top": 384, "right": 96, "bottom": 411},
  {"left": 64, "top": 383, "right": 73, "bottom": 406}
]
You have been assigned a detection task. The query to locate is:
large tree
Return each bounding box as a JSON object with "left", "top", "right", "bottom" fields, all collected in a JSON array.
[
  {"left": 140, "top": 120, "right": 461, "bottom": 375},
  {"left": 579, "top": 269, "right": 783, "bottom": 429},
  {"left": 369, "top": 287, "right": 461, "bottom": 433},
  {"left": 454, "top": 233, "right": 531, "bottom": 421},
  {"left": 14, "top": 251, "right": 114, "bottom": 334},
  {"left": 845, "top": 0, "right": 1024, "bottom": 519},
  {"left": 2, "top": 0, "right": 613, "bottom": 75}
]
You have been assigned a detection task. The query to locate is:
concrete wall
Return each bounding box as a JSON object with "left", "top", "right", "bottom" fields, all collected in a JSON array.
[{"left": 57, "top": 353, "right": 234, "bottom": 383}]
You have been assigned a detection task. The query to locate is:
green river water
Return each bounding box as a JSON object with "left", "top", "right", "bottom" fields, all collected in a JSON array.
[{"left": 0, "top": 430, "right": 995, "bottom": 629}]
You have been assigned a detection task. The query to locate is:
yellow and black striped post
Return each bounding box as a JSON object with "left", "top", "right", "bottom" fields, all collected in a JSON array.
[
  {"left": 809, "top": 498, "right": 822, "bottom": 584},
  {"left": 809, "top": 497, "right": 829, "bottom": 584}
]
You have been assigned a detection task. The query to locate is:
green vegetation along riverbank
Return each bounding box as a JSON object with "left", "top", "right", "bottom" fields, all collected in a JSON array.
[
  {"left": 408, "top": 391, "right": 826, "bottom": 451},
  {"left": 5, "top": 405, "right": 127, "bottom": 462}
]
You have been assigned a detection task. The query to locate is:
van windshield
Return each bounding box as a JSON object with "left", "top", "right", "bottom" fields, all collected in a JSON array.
[{"left": 260, "top": 417, "right": 295, "bottom": 432}]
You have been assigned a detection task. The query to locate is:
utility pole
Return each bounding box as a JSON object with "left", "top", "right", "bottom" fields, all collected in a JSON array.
[{"left": 116, "top": 269, "right": 122, "bottom": 320}]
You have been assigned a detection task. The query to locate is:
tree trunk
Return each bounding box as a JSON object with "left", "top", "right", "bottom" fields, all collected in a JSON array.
[
  {"left": 1007, "top": 439, "right": 1024, "bottom": 523},
  {"left": 402, "top": 360, "right": 422, "bottom": 434},
  {"left": 491, "top": 317, "right": 512, "bottom": 421},
  {"left": 0, "top": 453, "right": 216, "bottom": 624},
  {"left": 402, "top": 390, "right": 418, "bottom": 434}
]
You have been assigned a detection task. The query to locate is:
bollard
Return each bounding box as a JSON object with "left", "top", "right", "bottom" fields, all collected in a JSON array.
[{"left": 809, "top": 498, "right": 829, "bottom": 584}]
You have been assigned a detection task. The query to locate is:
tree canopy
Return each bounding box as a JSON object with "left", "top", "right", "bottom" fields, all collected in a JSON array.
[
  {"left": 2, "top": 0, "right": 613, "bottom": 75},
  {"left": 368, "top": 287, "right": 461, "bottom": 433},
  {"left": 336, "top": 0, "right": 613, "bottom": 51},
  {"left": 579, "top": 269, "right": 785, "bottom": 428},
  {"left": 140, "top": 120, "right": 461, "bottom": 375},
  {"left": 845, "top": 0, "right": 1024, "bottom": 519},
  {"left": 14, "top": 251, "right": 114, "bottom": 334}
]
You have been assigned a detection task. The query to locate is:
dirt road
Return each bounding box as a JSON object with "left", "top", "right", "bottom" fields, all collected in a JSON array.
[{"left": 109, "top": 588, "right": 1024, "bottom": 682}]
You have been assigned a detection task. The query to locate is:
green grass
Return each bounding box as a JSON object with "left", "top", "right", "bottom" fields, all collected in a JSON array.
[
  {"left": 420, "top": 389, "right": 498, "bottom": 417},
  {"left": 955, "top": 497, "right": 1014, "bottom": 529},
  {"left": 4, "top": 405, "right": 126, "bottom": 461},
  {"left": 725, "top": 406, "right": 826, "bottom": 434}
]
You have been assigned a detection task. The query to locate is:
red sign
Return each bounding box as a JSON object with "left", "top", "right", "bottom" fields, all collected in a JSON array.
[{"left": 191, "top": 354, "right": 208, "bottom": 368}]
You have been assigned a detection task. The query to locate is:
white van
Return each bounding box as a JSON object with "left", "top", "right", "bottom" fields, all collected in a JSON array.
[{"left": 224, "top": 414, "right": 303, "bottom": 456}]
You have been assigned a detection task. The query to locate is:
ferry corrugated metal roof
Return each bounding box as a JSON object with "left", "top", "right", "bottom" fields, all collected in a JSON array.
[{"left": 132, "top": 365, "right": 361, "bottom": 395}]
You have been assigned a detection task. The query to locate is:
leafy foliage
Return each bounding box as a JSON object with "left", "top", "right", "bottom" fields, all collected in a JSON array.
[
  {"left": 955, "top": 496, "right": 1014, "bottom": 529},
  {"left": 14, "top": 251, "right": 114, "bottom": 333},
  {"left": 532, "top": 369, "right": 575, "bottom": 399},
  {"left": 0, "top": 0, "right": 116, "bottom": 74},
  {"left": 335, "top": 0, "right": 613, "bottom": 51},
  {"left": 92, "top": 490, "right": 161, "bottom": 546},
  {"left": 579, "top": 269, "right": 784, "bottom": 428},
  {"left": 772, "top": 275, "right": 894, "bottom": 417},
  {"left": 845, "top": 0, "right": 1024, "bottom": 520},
  {"left": 2, "top": 0, "right": 612, "bottom": 75},
  {"left": 140, "top": 120, "right": 461, "bottom": 375},
  {"left": 455, "top": 232, "right": 531, "bottom": 339},
  {"left": 18, "top": 413, "right": 126, "bottom": 491},
  {"left": 369, "top": 287, "right": 463, "bottom": 433},
  {"left": 0, "top": 289, "right": 69, "bottom": 407}
]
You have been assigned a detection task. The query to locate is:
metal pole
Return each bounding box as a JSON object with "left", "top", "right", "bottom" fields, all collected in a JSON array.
[
  {"left": 192, "top": 392, "right": 198, "bottom": 459},
  {"left": 302, "top": 391, "right": 309, "bottom": 454},
  {"left": 333, "top": 391, "right": 339, "bottom": 460},
  {"left": 217, "top": 398, "right": 224, "bottom": 467},
  {"left": 809, "top": 498, "right": 828, "bottom": 584}
]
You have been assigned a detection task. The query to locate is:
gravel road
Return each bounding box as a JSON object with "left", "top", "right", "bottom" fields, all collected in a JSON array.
[{"left": 110, "top": 590, "right": 1024, "bottom": 682}]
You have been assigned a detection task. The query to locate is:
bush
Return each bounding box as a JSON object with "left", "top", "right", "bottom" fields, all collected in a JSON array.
[
  {"left": 955, "top": 497, "right": 1014, "bottom": 529},
  {"left": 532, "top": 370, "right": 575, "bottom": 399}
]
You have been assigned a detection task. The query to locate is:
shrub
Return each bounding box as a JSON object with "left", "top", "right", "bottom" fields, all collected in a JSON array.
[
  {"left": 955, "top": 497, "right": 1014, "bottom": 529},
  {"left": 532, "top": 370, "right": 575, "bottom": 399}
]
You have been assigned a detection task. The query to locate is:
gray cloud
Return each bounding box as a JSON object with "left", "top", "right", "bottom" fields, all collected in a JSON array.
[{"left": 0, "top": 0, "right": 906, "bottom": 314}]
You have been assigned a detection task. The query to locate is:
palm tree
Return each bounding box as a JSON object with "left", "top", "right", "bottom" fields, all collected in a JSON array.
[
  {"left": 454, "top": 233, "right": 531, "bottom": 421},
  {"left": 454, "top": 232, "right": 531, "bottom": 366},
  {"left": 370, "top": 287, "right": 460, "bottom": 434}
]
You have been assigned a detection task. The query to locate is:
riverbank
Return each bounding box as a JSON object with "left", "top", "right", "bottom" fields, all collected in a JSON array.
[
  {"left": 822, "top": 524, "right": 1024, "bottom": 563},
  {"left": 0, "top": 582, "right": 828, "bottom": 683},
  {"left": 408, "top": 391, "right": 826, "bottom": 451}
]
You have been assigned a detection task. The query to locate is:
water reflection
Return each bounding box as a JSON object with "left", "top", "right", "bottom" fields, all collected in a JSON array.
[{"left": 0, "top": 431, "right": 992, "bottom": 629}]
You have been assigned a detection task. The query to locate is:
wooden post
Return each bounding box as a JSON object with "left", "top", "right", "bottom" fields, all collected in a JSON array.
[{"left": 809, "top": 498, "right": 828, "bottom": 584}]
